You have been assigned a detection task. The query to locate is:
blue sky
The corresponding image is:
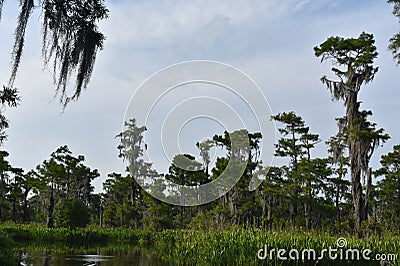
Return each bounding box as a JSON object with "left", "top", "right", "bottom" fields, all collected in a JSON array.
[{"left": 0, "top": 0, "right": 399, "bottom": 192}]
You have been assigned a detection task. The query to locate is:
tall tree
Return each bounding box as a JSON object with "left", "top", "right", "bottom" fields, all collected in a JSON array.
[
  {"left": 102, "top": 172, "right": 135, "bottom": 227},
  {"left": 375, "top": 145, "right": 400, "bottom": 230},
  {"left": 211, "top": 130, "right": 259, "bottom": 225},
  {"left": 196, "top": 139, "right": 215, "bottom": 179},
  {"left": 36, "top": 157, "right": 63, "bottom": 227},
  {"left": 36, "top": 145, "right": 99, "bottom": 227},
  {"left": 255, "top": 166, "right": 284, "bottom": 230},
  {"left": 271, "top": 111, "right": 308, "bottom": 227},
  {"left": 326, "top": 117, "right": 350, "bottom": 226},
  {"left": 314, "top": 32, "right": 389, "bottom": 232},
  {"left": 165, "top": 154, "right": 205, "bottom": 227},
  {"left": 116, "top": 118, "right": 158, "bottom": 206}
]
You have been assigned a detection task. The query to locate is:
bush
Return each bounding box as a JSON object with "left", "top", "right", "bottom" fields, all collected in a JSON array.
[
  {"left": 55, "top": 199, "right": 90, "bottom": 229},
  {"left": 0, "top": 233, "right": 17, "bottom": 266}
]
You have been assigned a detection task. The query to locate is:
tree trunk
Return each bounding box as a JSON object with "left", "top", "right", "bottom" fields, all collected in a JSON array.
[
  {"left": 304, "top": 199, "right": 311, "bottom": 231},
  {"left": 347, "top": 91, "right": 365, "bottom": 233},
  {"left": 99, "top": 206, "right": 103, "bottom": 227},
  {"left": 266, "top": 197, "right": 273, "bottom": 230},
  {"left": 364, "top": 168, "right": 372, "bottom": 221},
  {"left": 335, "top": 181, "right": 341, "bottom": 226},
  {"left": 289, "top": 199, "right": 297, "bottom": 228},
  {"left": 260, "top": 194, "right": 266, "bottom": 229},
  {"left": 12, "top": 197, "right": 17, "bottom": 222},
  {"left": 46, "top": 185, "right": 55, "bottom": 228}
]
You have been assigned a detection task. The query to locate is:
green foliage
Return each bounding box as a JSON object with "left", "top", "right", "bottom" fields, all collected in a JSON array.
[
  {"left": 142, "top": 192, "right": 175, "bottom": 231},
  {"left": 388, "top": 0, "right": 400, "bottom": 64},
  {"left": 0, "top": 86, "right": 20, "bottom": 145},
  {"left": 102, "top": 172, "right": 142, "bottom": 228},
  {"left": 55, "top": 199, "right": 90, "bottom": 229},
  {"left": 314, "top": 32, "right": 378, "bottom": 79},
  {"left": 314, "top": 32, "right": 386, "bottom": 232},
  {"left": 271, "top": 111, "right": 330, "bottom": 229},
  {"left": 0, "top": 233, "right": 17, "bottom": 266},
  {"left": 0, "top": 224, "right": 155, "bottom": 246},
  {"left": 156, "top": 229, "right": 400, "bottom": 265},
  {"left": 165, "top": 154, "right": 206, "bottom": 186},
  {"left": 374, "top": 145, "right": 400, "bottom": 230},
  {"left": 0, "top": 225, "right": 399, "bottom": 265},
  {"left": 314, "top": 32, "right": 378, "bottom": 100},
  {"left": 28, "top": 145, "right": 99, "bottom": 227}
]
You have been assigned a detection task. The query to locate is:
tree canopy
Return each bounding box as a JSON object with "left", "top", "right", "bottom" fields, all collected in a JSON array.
[{"left": 388, "top": 0, "right": 400, "bottom": 64}]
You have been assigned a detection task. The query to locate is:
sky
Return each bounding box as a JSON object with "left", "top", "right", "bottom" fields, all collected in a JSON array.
[{"left": 0, "top": 0, "right": 399, "bottom": 192}]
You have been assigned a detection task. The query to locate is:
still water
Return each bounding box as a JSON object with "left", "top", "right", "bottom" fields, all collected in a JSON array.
[{"left": 17, "top": 248, "right": 173, "bottom": 266}]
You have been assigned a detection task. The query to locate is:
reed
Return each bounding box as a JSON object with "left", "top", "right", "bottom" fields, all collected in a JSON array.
[
  {"left": 0, "top": 224, "right": 154, "bottom": 246},
  {"left": 1, "top": 224, "right": 398, "bottom": 265},
  {"left": 155, "top": 228, "right": 400, "bottom": 265}
]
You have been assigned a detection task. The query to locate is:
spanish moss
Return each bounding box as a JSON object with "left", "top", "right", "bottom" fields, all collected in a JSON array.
[
  {"left": 5, "top": 0, "right": 108, "bottom": 107},
  {"left": 0, "top": 0, "right": 4, "bottom": 20},
  {"left": 8, "top": 0, "right": 34, "bottom": 87},
  {"left": 42, "top": 0, "right": 108, "bottom": 107},
  {"left": 314, "top": 32, "right": 388, "bottom": 232}
]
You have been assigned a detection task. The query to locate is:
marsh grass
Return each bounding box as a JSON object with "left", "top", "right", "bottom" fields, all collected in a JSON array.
[
  {"left": 0, "top": 224, "right": 154, "bottom": 246},
  {"left": 0, "top": 224, "right": 399, "bottom": 265},
  {"left": 156, "top": 228, "right": 400, "bottom": 265}
]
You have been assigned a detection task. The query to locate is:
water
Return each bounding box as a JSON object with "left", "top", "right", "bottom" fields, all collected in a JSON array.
[{"left": 17, "top": 248, "right": 173, "bottom": 266}]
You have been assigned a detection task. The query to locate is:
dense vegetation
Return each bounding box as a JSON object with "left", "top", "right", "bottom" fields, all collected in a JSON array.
[
  {"left": 1, "top": 111, "right": 398, "bottom": 237},
  {"left": 0, "top": 33, "right": 398, "bottom": 264},
  {"left": 0, "top": 0, "right": 400, "bottom": 265},
  {"left": 0, "top": 224, "right": 398, "bottom": 265},
  {"left": 0, "top": 1, "right": 398, "bottom": 237}
]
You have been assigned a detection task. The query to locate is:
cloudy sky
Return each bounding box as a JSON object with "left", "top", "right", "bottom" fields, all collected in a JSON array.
[{"left": 0, "top": 0, "right": 399, "bottom": 192}]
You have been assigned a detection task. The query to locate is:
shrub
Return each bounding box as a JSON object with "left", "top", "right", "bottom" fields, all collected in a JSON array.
[{"left": 55, "top": 199, "right": 90, "bottom": 229}]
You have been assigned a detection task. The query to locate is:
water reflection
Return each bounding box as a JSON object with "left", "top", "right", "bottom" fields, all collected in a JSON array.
[{"left": 18, "top": 248, "right": 172, "bottom": 266}]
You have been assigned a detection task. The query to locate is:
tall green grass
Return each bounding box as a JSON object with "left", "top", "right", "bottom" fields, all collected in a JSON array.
[
  {"left": 0, "top": 224, "right": 154, "bottom": 246},
  {"left": 156, "top": 229, "right": 400, "bottom": 265},
  {"left": 1, "top": 224, "right": 399, "bottom": 265}
]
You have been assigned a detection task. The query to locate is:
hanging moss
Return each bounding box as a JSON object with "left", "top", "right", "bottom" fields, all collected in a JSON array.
[{"left": 5, "top": 0, "right": 108, "bottom": 107}]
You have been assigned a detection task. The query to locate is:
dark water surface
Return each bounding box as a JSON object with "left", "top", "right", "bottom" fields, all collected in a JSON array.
[{"left": 17, "top": 247, "right": 173, "bottom": 266}]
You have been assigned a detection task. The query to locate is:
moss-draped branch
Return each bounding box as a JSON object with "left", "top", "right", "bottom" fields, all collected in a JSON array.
[{"left": 1, "top": 0, "right": 109, "bottom": 107}]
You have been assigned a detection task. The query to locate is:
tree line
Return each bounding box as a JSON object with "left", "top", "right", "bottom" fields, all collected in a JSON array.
[
  {"left": 0, "top": 110, "right": 398, "bottom": 236},
  {"left": 0, "top": 1, "right": 399, "bottom": 238}
]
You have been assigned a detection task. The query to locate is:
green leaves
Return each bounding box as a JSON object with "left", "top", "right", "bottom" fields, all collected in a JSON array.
[
  {"left": 375, "top": 144, "right": 400, "bottom": 230},
  {"left": 389, "top": 32, "right": 400, "bottom": 65},
  {"left": 388, "top": 0, "right": 400, "bottom": 64},
  {"left": 314, "top": 32, "right": 378, "bottom": 94},
  {"left": 314, "top": 32, "right": 378, "bottom": 67}
]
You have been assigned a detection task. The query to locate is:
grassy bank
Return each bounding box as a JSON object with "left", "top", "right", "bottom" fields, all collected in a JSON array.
[
  {"left": 0, "top": 224, "right": 154, "bottom": 246},
  {"left": 1, "top": 224, "right": 399, "bottom": 265},
  {"left": 156, "top": 229, "right": 400, "bottom": 265}
]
